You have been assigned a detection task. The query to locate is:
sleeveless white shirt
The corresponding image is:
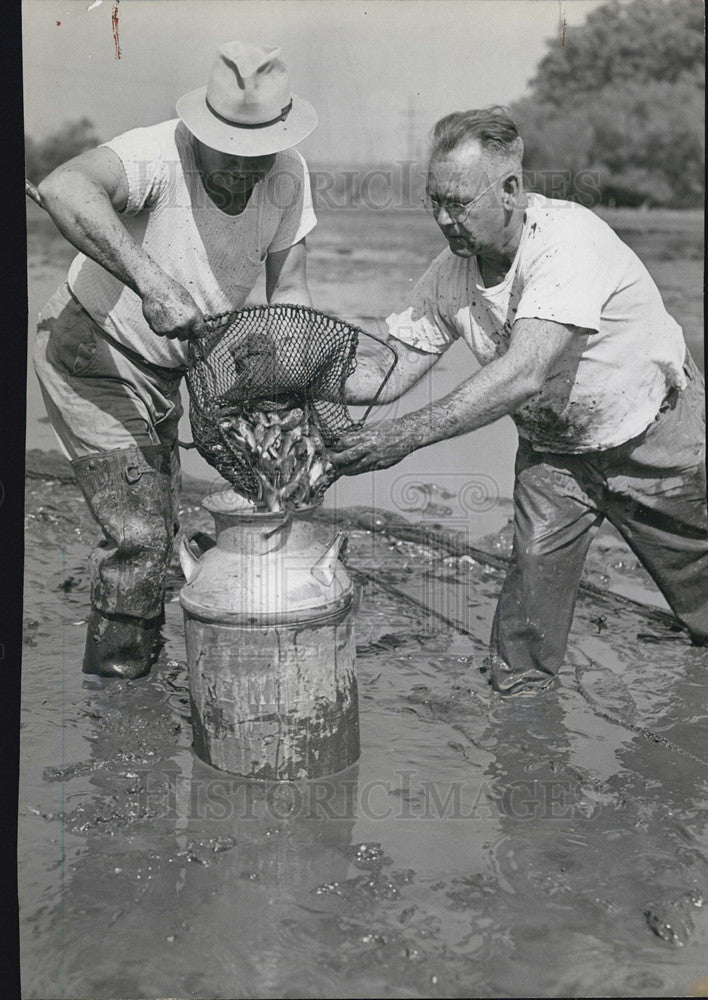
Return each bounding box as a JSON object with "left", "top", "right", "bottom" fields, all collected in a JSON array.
[{"left": 68, "top": 119, "right": 316, "bottom": 368}]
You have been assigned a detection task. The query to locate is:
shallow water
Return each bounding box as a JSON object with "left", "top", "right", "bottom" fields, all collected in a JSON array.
[
  {"left": 23, "top": 205, "right": 706, "bottom": 996},
  {"left": 19, "top": 474, "right": 708, "bottom": 998}
]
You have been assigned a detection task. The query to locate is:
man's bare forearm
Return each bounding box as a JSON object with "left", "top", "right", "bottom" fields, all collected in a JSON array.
[
  {"left": 330, "top": 354, "right": 539, "bottom": 475},
  {"left": 345, "top": 335, "right": 440, "bottom": 405},
  {"left": 397, "top": 357, "right": 540, "bottom": 451},
  {"left": 393, "top": 318, "right": 578, "bottom": 451},
  {"left": 38, "top": 169, "right": 168, "bottom": 298},
  {"left": 345, "top": 355, "right": 401, "bottom": 404},
  {"left": 39, "top": 166, "right": 207, "bottom": 338},
  {"left": 266, "top": 240, "right": 312, "bottom": 309},
  {"left": 331, "top": 318, "right": 577, "bottom": 476}
]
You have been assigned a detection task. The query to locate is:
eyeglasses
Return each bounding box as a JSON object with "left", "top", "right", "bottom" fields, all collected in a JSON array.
[{"left": 421, "top": 173, "right": 507, "bottom": 221}]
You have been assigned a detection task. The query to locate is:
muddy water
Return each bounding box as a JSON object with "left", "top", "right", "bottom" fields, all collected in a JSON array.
[
  {"left": 20, "top": 472, "right": 707, "bottom": 999},
  {"left": 23, "top": 205, "right": 706, "bottom": 995}
]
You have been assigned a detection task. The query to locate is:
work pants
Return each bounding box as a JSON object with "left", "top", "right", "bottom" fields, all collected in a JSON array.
[{"left": 490, "top": 353, "right": 708, "bottom": 694}]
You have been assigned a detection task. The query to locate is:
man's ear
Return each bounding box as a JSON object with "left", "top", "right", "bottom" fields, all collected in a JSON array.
[{"left": 500, "top": 173, "right": 521, "bottom": 210}]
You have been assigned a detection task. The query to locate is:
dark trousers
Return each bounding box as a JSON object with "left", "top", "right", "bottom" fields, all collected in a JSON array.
[{"left": 490, "top": 353, "right": 707, "bottom": 694}]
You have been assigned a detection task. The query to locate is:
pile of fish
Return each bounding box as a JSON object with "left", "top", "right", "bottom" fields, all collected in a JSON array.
[{"left": 216, "top": 398, "right": 337, "bottom": 512}]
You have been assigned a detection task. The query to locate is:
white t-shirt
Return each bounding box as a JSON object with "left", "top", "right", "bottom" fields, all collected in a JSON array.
[
  {"left": 386, "top": 193, "right": 687, "bottom": 452},
  {"left": 68, "top": 118, "right": 317, "bottom": 368}
]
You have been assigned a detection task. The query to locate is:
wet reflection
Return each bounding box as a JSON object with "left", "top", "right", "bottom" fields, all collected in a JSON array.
[
  {"left": 473, "top": 625, "right": 708, "bottom": 996},
  {"left": 26, "top": 662, "right": 363, "bottom": 997}
]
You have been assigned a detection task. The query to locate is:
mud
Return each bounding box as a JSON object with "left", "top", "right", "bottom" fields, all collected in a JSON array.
[{"left": 19, "top": 461, "right": 707, "bottom": 998}]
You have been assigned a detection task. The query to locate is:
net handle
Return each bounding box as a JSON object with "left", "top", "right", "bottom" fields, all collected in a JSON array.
[{"left": 356, "top": 332, "right": 399, "bottom": 425}]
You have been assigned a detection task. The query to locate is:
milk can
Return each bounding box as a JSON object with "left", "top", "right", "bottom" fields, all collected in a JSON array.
[{"left": 179, "top": 489, "right": 360, "bottom": 781}]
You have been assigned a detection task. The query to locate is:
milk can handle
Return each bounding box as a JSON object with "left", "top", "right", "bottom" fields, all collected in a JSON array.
[
  {"left": 179, "top": 531, "right": 215, "bottom": 583},
  {"left": 311, "top": 532, "right": 347, "bottom": 587}
]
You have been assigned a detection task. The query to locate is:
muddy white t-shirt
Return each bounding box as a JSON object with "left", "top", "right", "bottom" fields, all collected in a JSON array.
[
  {"left": 386, "top": 193, "right": 687, "bottom": 452},
  {"left": 68, "top": 118, "right": 316, "bottom": 368}
]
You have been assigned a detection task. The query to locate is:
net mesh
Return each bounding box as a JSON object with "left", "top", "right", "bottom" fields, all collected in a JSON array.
[{"left": 186, "top": 303, "right": 361, "bottom": 501}]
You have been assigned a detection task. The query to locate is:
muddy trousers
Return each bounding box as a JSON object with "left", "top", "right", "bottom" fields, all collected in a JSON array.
[
  {"left": 490, "top": 354, "right": 708, "bottom": 694},
  {"left": 33, "top": 284, "right": 185, "bottom": 671}
]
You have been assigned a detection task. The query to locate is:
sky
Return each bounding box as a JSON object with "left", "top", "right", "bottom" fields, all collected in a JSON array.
[{"left": 23, "top": 0, "right": 606, "bottom": 164}]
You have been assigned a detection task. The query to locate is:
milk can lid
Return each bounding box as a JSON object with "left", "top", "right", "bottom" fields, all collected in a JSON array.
[{"left": 202, "top": 488, "right": 255, "bottom": 515}]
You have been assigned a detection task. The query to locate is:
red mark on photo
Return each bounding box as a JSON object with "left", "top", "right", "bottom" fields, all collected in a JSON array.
[
  {"left": 56, "top": 20, "right": 61, "bottom": 26},
  {"left": 112, "top": 1, "right": 121, "bottom": 59},
  {"left": 560, "top": 4, "right": 567, "bottom": 46}
]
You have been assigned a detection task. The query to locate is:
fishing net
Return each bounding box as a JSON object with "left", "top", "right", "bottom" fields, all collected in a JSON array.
[{"left": 186, "top": 303, "right": 390, "bottom": 503}]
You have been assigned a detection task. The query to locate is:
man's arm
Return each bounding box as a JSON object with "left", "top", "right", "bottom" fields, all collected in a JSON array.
[
  {"left": 266, "top": 238, "right": 312, "bottom": 307},
  {"left": 330, "top": 318, "right": 581, "bottom": 474},
  {"left": 344, "top": 335, "right": 441, "bottom": 404},
  {"left": 38, "top": 146, "right": 205, "bottom": 339}
]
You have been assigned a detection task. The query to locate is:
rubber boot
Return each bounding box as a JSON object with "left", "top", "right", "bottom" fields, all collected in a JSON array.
[
  {"left": 71, "top": 444, "right": 179, "bottom": 678},
  {"left": 83, "top": 608, "right": 163, "bottom": 679}
]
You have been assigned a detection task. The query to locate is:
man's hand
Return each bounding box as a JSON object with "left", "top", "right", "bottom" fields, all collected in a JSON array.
[
  {"left": 141, "top": 277, "right": 207, "bottom": 340},
  {"left": 330, "top": 418, "right": 419, "bottom": 476},
  {"left": 38, "top": 146, "right": 207, "bottom": 342}
]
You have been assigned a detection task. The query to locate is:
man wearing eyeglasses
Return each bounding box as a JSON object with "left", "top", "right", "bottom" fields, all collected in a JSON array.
[{"left": 331, "top": 105, "right": 707, "bottom": 696}]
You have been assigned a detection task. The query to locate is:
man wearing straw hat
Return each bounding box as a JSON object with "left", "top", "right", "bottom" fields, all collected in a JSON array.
[{"left": 33, "top": 42, "right": 318, "bottom": 679}]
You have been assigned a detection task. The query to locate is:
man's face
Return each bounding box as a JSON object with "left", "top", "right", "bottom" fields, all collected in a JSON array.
[
  {"left": 425, "top": 142, "right": 511, "bottom": 258},
  {"left": 196, "top": 142, "right": 277, "bottom": 191}
]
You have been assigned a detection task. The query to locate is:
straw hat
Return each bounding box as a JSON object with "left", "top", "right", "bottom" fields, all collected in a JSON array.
[{"left": 176, "top": 41, "right": 318, "bottom": 156}]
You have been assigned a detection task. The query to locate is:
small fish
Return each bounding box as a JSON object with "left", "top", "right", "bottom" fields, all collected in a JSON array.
[
  {"left": 262, "top": 425, "right": 282, "bottom": 456},
  {"left": 278, "top": 408, "right": 303, "bottom": 430},
  {"left": 236, "top": 418, "right": 257, "bottom": 450},
  {"left": 278, "top": 464, "right": 309, "bottom": 502},
  {"left": 308, "top": 458, "right": 325, "bottom": 486},
  {"left": 300, "top": 436, "right": 317, "bottom": 466},
  {"left": 280, "top": 426, "right": 304, "bottom": 456},
  {"left": 280, "top": 453, "right": 296, "bottom": 481},
  {"left": 219, "top": 399, "right": 337, "bottom": 512}
]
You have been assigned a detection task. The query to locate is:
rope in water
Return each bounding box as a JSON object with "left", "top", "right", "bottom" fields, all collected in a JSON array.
[
  {"left": 376, "top": 519, "right": 680, "bottom": 629},
  {"left": 348, "top": 565, "right": 485, "bottom": 646},
  {"left": 573, "top": 658, "right": 708, "bottom": 768}
]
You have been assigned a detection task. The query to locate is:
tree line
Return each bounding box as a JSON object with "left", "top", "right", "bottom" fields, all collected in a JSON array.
[
  {"left": 25, "top": 118, "right": 101, "bottom": 187},
  {"left": 511, "top": 0, "right": 704, "bottom": 207}
]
